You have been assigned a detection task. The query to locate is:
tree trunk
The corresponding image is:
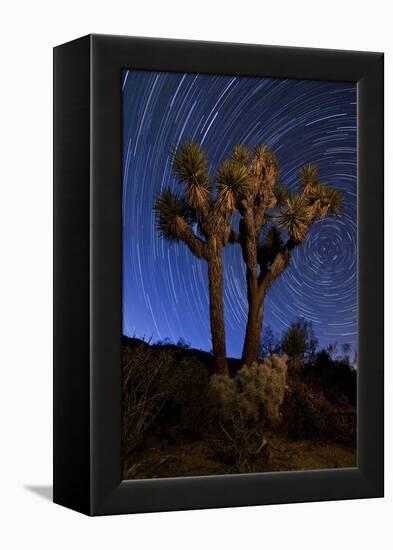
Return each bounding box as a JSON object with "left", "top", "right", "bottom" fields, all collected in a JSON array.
[
  {"left": 207, "top": 253, "right": 228, "bottom": 375},
  {"left": 239, "top": 213, "right": 264, "bottom": 367},
  {"left": 241, "top": 292, "right": 264, "bottom": 366},
  {"left": 241, "top": 246, "right": 292, "bottom": 365}
]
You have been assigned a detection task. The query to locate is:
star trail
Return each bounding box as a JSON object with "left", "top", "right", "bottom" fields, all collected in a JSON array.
[{"left": 122, "top": 70, "right": 357, "bottom": 358}]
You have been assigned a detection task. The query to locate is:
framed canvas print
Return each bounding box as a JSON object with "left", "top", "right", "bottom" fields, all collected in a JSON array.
[{"left": 53, "top": 34, "right": 384, "bottom": 515}]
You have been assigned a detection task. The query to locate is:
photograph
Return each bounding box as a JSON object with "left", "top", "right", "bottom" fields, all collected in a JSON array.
[
  {"left": 0, "top": 0, "right": 387, "bottom": 541},
  {"left": 121, "top": 69, "right": 357, "bottom": 479}
]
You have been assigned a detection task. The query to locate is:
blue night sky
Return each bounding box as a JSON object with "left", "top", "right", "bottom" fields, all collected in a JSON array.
[{"left": 122, "top": 70, "right": 357, "bottom": 358}]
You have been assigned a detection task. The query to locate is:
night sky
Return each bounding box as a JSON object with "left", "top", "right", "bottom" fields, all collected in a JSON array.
[{"left": 122, "top": 70, "right": 357, "bottom": 358}]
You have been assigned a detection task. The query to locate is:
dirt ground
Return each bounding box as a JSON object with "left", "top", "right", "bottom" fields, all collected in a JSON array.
[{"left": 123, "top": 433, "right": 356, "bottom": 479}]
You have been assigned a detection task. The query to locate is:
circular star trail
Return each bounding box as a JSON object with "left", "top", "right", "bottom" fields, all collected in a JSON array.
[{"left": 122, "top": 69, "right": 357, "bottom": 358}]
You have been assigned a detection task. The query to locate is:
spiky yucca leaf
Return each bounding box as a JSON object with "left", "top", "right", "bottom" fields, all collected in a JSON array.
[
  {"left": 299, "top": 163, "right": 319, "bottom": 195},
  {"left": 173, "top": 142, "right": 210, "bottom": 211},
  {"left": 308, "top": 183, "right": 328, "bottom": 220},
  {"left": 173, "top": 142, "right": 209, "bottom": 184},
  {"left": 323, "top": 186, "right": 343, "bottom": 216},
  {"left": 309, "top": 182, "right": 326, "bottom": 201},
  {"left": 253, "top": 143, "right": 273, "bottom": 162},
  {"left": 154, "top": 188, "right": 190, "bottom": 242},
  {"left": 231, "top": 144, "right": 250, "bottom": 165},
  {"left": 215, "top": 160, "right": 250, "bottom": 212},
  {"left": 253, "top": 143, "right": 278, "bottom": 171},
  {"left": 274, "top": 184, "right": 290, "bottom": 207},
  {"left": 276, "top": 194, "right": 312, "bottom": 243},
  {"left": 309, "top": 183, "right": 343, "bottom": 219},
  {"left": 251, "top": 144, "right": 279, "bottom": 197},
  {"left": 300, "top": 163, "right": 318, "bottom": 184}
]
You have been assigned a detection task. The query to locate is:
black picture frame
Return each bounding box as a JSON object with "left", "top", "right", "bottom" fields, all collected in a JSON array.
[{"left": 53, "top": 34, "right": 384, "bottom": 516}]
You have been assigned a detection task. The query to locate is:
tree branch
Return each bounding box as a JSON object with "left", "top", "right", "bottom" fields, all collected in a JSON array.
[
  {"left": 176, "top": 217, "right": 207, "bottom": 259},
  {"left": 228, "top": 228, "right": 240, "bottom": 243},
  {"left": 254, "top": 208, "right": 267, "bottom": 234},
  {"left": 257, "top": 239, "right": 296, "bottom": 299}
]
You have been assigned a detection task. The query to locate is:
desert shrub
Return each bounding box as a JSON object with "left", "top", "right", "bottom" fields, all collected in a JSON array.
[
  {"left": 208, "top": 377, "right": 265, "bottom": 472},
  {"left": 209, "top": 355, "right": 288, "bottom": 471},
  {"left": 304, "top": 351, "right": 357, "bottom": 406},
  {"left": 282, "top": 378, "right": 356, "bottom": 445},
  {"left": 159, "top": 355, "right": 210, "bottom": 438},
  {"left": 330, "top": 406, "right": 356, "bottom": 446},
  {"left": 282, "top": 380, "right": 330, "bottom": 439},
  {"left": 122, "top": 345, "right": 178, "bottom": 457},
  {"left": 211, "top": 354, "right": 288, "bottom": 426},
  {"left": 122, "top": 345, "right": 212, "bottom": 457},
  {"left": 176, "top": 337, "right": 191, "bottom": 349},
  {"left": 256, "top": 354, "right": 288, "bottom": 425}
]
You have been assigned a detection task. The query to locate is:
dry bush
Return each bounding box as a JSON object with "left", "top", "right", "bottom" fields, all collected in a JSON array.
[
  {"left": 211, "top": 354, "right": 288, "bottom": 425},
  {"left": 122, "top": 345, "right": 177, "bottom": 457},
  {"left": 209, "top": 355, "right": 288, "bottom": 471},
  {"left": 282, "top": 380, "right": 330, "bottom": 439},
  {"left": 330, "top": 406, "right": 356, "bottom": 446},
  {"left": 122, "top": 345, "right": 211, "bottom": 458},
  {"left": 239, "top": 355, "right": 287, "bottom": 426},
  {"left": 304, "top": 352, "right": 357, "bottom": 407},
  {"left": 282, "top": 378, "right": 356, "bottom": 445},
  {"left": 159, "top": 355, "right": 210, "bottom": 438}
]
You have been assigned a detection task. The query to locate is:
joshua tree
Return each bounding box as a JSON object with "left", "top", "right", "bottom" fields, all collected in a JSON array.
[
  {"left": 155, "top": 141, "right": 342, "bottom": 372},
  {"left": 154, "top": 142, "right": 248, "bottom": 375},
  {"left": 222, "top": 145, "right": 342, "bottom": 366}
]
